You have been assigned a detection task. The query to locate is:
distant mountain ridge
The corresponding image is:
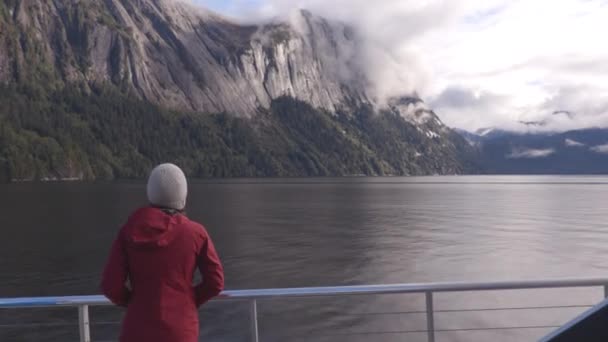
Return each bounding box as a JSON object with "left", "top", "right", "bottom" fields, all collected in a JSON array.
[{"left": 464, "top": 127, "right": 608, "bottom": 174}]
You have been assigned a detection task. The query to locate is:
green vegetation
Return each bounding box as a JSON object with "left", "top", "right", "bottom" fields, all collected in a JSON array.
[
  {"left": 0, "top": 84, "right": 261, "bottom": 181},
  {"left": 0, "top": 84, "right": 477, "bottom": 182}
]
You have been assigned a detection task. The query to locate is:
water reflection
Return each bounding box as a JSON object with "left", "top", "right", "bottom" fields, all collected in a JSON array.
[{"left": 0, "top": 177, "right": 607, "bottom": 341}]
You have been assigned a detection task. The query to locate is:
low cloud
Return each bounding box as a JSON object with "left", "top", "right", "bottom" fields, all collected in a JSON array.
[
  {"left": 565, "top": 139, "right": 585, "bottom": 147},
  {"left": 590, "top": 144, "right": 608, "bottom": 154},
  {"left": 433, "top": 84, "right": 608, "bottom": 132},
  {"left": 507, "top": 148, "right": 555, "bottom": 159},
  {"left": 430, "top": 86, "right": 513, "bottom": 130}
]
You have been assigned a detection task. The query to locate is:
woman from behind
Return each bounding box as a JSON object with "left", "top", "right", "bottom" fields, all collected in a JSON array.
[{"left": 101, "top": 163, "right": 224, "bottom": 342}]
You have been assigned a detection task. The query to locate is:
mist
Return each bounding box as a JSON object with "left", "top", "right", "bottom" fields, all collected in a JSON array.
[
  {"left": 198, "top": 0, "right": 481, "bottom": 106},
  {"left": 194, "top": 0, "right": 608, "bottom": 133},
  {"left": 250, "top": 0, "right": 469, "bottom": 103}
]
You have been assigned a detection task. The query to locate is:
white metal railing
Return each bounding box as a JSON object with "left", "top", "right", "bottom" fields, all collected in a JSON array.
[{"left": 1, "top": 277, "right": 608, "bottom": 342}]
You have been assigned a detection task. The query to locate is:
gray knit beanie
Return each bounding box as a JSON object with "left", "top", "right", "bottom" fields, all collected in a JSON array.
[{"left": 147, "top": 163, "right": 188, "bottom": 210}]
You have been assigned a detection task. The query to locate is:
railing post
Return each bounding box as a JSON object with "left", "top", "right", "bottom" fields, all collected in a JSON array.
[
  {"left": 250, "top": 299, "right": 260, "bottom": 342},
  {"left": 604, "top": 284, "right": 608, "bottom": 298},
  {"left": 78, "top": 305, "right": 91, "bottom": 342},
  {"left": 426, "top": 292, "right": 435, "bottom": 342}
]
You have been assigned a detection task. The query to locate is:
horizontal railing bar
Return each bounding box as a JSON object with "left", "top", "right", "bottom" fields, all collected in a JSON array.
[
  {"left": 219, "top": 278, "right": 608, "bottom": 300},
  {"left": 1, "top": 277, "right": 607, "bottom": 308},
  {"left": 0, "top": 296, "right": 110, "bottom": 308}
]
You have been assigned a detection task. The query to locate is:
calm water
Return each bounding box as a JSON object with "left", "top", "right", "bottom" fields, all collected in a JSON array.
[{"left": 1, "top": 176, "right": 608, "bottom": 341}]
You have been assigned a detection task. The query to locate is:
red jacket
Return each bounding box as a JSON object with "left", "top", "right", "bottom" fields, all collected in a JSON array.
[{"left": 101, "top": 207, "right": 224, "bottom": 342}]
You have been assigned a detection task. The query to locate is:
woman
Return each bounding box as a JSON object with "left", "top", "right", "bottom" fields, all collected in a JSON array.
[{"left": 101, "top": 163, "right": 224, "bottom": 342}]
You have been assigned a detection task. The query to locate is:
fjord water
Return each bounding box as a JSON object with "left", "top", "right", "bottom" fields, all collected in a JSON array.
[{"left": 1, "top": 176, "right": 607, "bottom": 341}]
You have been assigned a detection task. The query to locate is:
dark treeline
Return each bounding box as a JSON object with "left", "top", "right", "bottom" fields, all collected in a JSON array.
[{"left": 0, "top": 83, "right": 476, "bottom": 182}]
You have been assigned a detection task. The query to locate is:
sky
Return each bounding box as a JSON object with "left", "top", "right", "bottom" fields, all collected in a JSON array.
[{"left": 192, "top": 0, "right": 608, "bottom": 132}]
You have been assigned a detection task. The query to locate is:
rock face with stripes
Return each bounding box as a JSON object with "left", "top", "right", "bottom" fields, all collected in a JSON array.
[{"left": 0, "top": 0, "right": 374, "bottom": 115}]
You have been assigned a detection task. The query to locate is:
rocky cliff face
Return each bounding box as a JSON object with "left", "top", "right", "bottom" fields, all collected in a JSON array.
[
  {"left": 0, "top": 0, "right": 479, "bottom": 180},
  {"left": 0, "top": 0, "right": 373, "bottom": 115}
]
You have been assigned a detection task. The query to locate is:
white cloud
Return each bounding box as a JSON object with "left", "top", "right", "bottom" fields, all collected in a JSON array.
[
  {"left": 199, "top": 0, "right": 506, "bottom": 104},
  {"left": 423, "top": 0, "right": 608, "bottom": 131},
  {"left": 590, "top": 144, "right": 608, "bottom": 154},
  {"left": 430, "top": 85, "right": 514, "bottom": 130},
  {"left": 192, "top": 0, "right": 608, "bottom": 132},
  {"left": 565, "top": 139, "right": 585, "bottom": 147},
  {"left": 226, "top": 0, "right": 468, "bottom": 103},
  {"left": 507, "top": 148, "right": 555, "bottom": 159}
]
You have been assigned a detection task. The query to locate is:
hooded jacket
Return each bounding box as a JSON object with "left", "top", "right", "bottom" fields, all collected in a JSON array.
[{"left": 101, "top": 207, "right": 224, "bottom": 342}]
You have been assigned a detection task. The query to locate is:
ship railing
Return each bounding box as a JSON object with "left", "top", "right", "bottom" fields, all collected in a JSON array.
[{"left": 1, "top": 277, "right": 608, "bottom": 342}]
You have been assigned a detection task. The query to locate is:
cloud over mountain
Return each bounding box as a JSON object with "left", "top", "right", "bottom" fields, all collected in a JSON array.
[{"left": 198, "top": 0, "right": 608, "bottom": 132}]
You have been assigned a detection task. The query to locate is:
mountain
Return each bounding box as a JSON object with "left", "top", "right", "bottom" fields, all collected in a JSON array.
[
  {"left": 0, "top": 0, "right": 477, "bottom": 181},
  {"left": 469, "top": 128, "right": 608, "bottom": 174},
  {"left": 2, "top": 1, "right": 369, "bottom": 114}
]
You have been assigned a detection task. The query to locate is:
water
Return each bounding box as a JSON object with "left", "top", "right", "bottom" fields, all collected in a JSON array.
[{"left": 1, "top": 176, "right": 608, "bottom": 341}]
